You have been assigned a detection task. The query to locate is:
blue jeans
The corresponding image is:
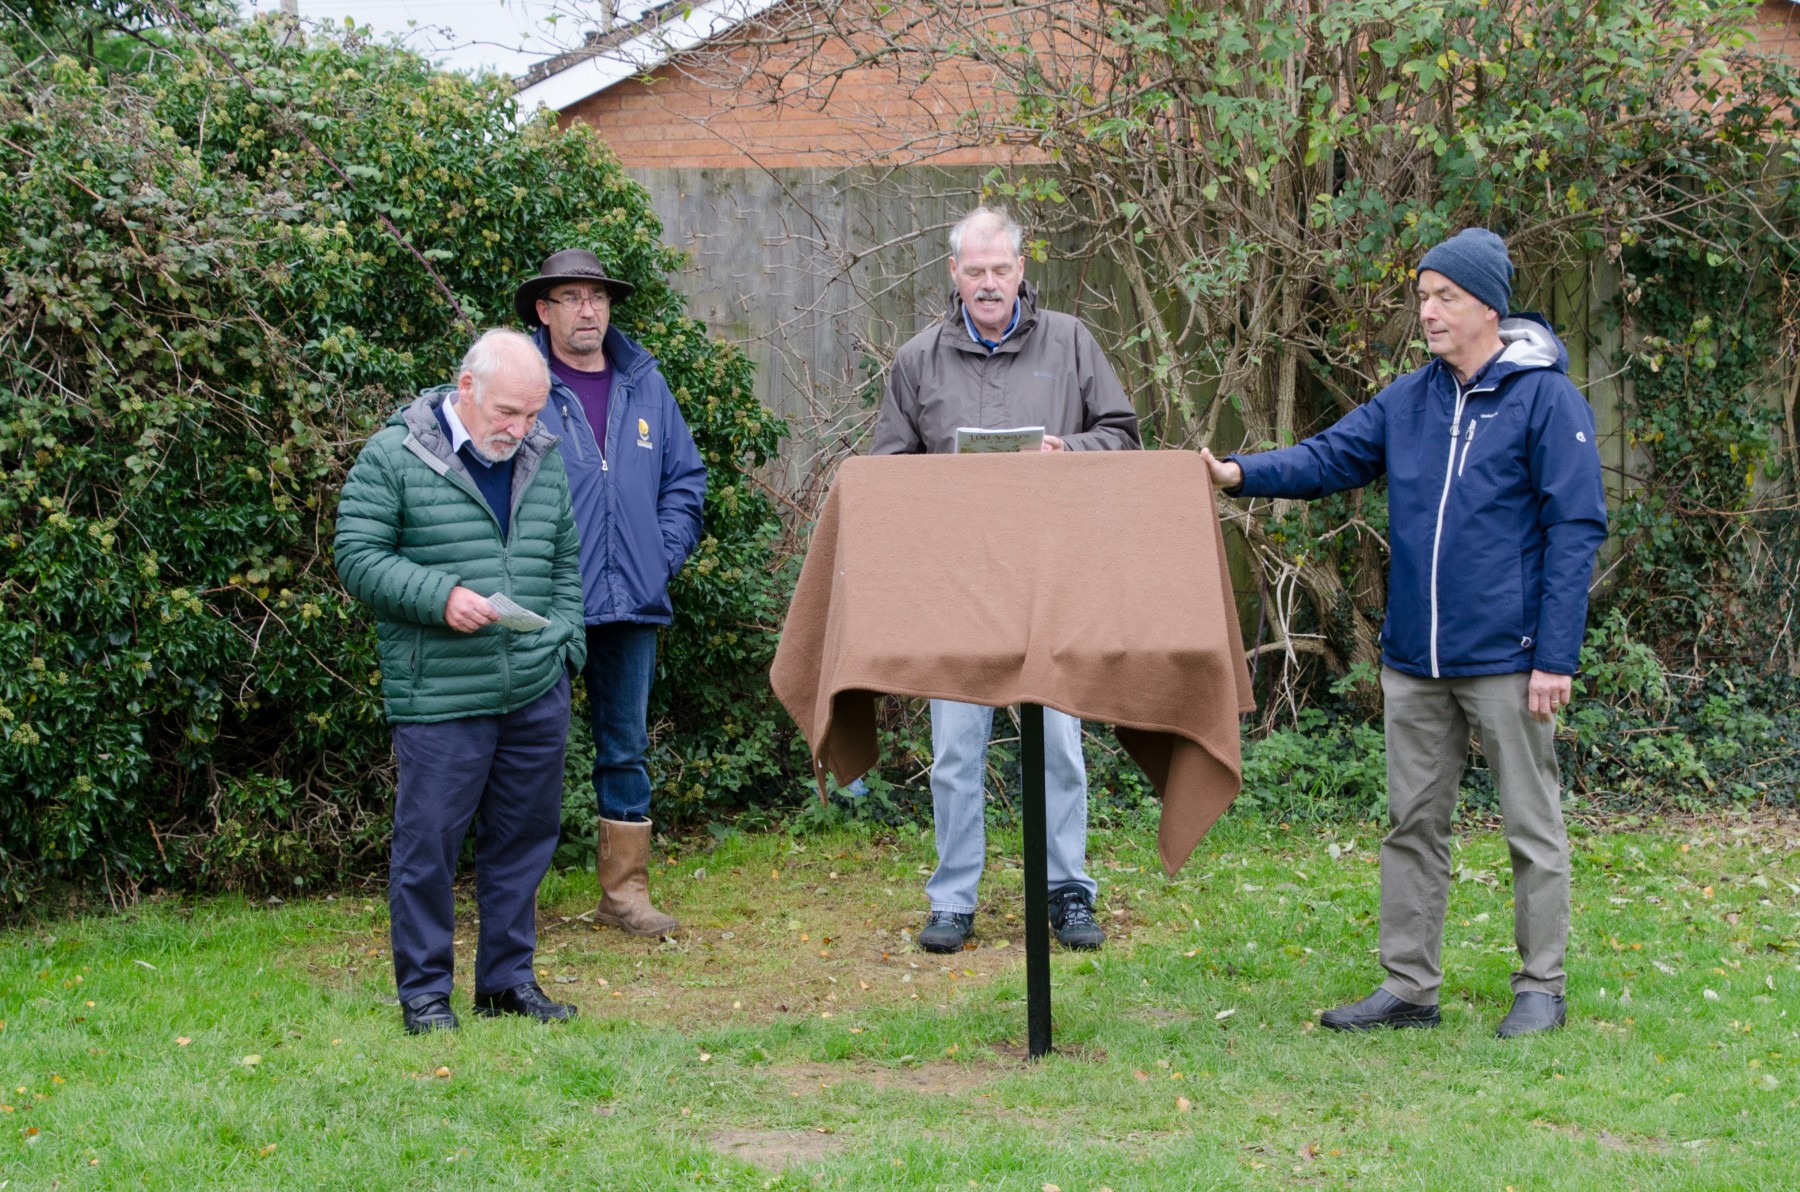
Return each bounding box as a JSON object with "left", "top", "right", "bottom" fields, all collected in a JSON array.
[
  {"left": 583, "top": 622, "right": 658, "bottom": 821},
  {"left": 924, "top": 699, "right": 1096, "bottom": 913},
  {"left": 388, "top": 675, "right": 570, "bottom": 1002}
]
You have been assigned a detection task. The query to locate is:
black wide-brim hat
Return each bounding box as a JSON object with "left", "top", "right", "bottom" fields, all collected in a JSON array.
[{"left": 513, "top": 249, "right": 636, "bottom": 327}]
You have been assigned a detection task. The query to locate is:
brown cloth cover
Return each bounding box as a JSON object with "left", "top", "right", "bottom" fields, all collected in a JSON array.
[{"left": 770, "top": 451, "right": 1255, "bottom": 875}]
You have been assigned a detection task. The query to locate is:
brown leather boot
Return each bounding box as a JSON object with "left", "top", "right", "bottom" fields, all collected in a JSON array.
[{"left": 594, "top": 817, "right": 679, "bottom": 936}]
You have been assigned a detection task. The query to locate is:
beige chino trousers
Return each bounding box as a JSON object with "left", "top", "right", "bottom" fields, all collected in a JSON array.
[{"left": 1377, "top": 666, "right": 1570, "bottom": 1006}]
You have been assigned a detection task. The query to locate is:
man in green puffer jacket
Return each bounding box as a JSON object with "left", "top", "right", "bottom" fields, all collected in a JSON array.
[{"left": 336, "top": 328, "right": 587, "bottom": 1036}]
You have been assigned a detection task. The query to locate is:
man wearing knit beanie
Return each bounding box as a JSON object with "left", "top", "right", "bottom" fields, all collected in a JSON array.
[{"left": 1200, "top": 228, "right": 1608, "bottom": 1039}]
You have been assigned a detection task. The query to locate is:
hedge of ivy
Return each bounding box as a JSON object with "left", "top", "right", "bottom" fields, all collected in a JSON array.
[{"left": 0, "top": 14, "right": 788, "bottom": 902}]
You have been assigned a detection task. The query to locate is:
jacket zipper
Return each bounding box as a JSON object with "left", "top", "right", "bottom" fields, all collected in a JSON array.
[
  {"left": 1457, "top": 418, "right": 1478, "bottom": 477},
  {"left": 1428, "top": 380, "right": 1496, "bottom": 677},
  {"left": 559, "top": 400, "right": 588, "bottom": 462}
]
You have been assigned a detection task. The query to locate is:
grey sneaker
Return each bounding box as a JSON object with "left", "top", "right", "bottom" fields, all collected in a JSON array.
[
  {"left": 1048, "top": 885, "right": 1106, "bottom": 950},
  {"left": 918, "top": 910, "right": 974, "bottom": 953}
]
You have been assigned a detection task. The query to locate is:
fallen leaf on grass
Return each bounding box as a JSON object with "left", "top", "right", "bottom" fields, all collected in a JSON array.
[
  {"left": 1176, "top": 1097, "right": 1192, "bottom": 1113},
  {"left": 258, "top": 1144, "right": 277, "bottom": 1156},
  {"left": 1704, "top": 989, "right": 1720, "bottom": 1001},
  {"left": 434, "top": 1067, "right": 451, "bottom": 1079},
  {"left": 240, "top": 1055, "right": 261, "bottom": 1066},
  {"left": 1215, "top": 1008, "right": 1237, "bottom": 1021},
  {"left": 1133, "top": 1070, "right": 1149, "bottom": 1082},
  {"left": 176, "top": 1037, "right": 191, "bottom": 1046}
]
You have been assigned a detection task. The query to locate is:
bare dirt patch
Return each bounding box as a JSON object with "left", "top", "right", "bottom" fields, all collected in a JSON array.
[
  {"left": 709, "top": 1126, "right": 854, "bottom": 1172},
  {"left": 990, "top": 1041, "right": 1109, "bottom": 1064},
  {"left": 1532, "top": 1119, "right": 1671, "bottom": 1152},
  {"left": 776, "top": 1058, "right": 1005, "bottom": 1098}
]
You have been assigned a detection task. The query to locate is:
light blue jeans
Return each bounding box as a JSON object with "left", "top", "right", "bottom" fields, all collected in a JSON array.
[{"left": 925, "top": 699, "right": 1097, "bottom": 913}]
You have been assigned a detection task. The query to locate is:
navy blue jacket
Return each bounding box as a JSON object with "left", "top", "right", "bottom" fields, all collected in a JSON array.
[
  {"left": 1230, "top": 315, "right": 1608, "bottom": 679},
  {"left": 533, "top": 325, "right": 707, "bottom": 626}
]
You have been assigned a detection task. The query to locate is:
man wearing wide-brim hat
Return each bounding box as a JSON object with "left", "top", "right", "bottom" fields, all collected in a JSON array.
[{"left": 514, "top": 249, "right": 707, "bottom": 938}]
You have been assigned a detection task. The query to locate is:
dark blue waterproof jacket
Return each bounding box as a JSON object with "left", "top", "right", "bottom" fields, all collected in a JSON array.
[
  {"left": 533, "top": 325, "right": 707, "bottom": 626},
  {"left": 1230, "top": 315, "right": 1608, "bottom": 679}
]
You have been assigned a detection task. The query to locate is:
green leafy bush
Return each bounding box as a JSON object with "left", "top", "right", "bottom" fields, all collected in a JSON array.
[
  {"left": 0, "top": 13, "right": 784, "bottom": 903},
  {"left": 1565, "top": 610, "right": 1796, "bottom": 810}
]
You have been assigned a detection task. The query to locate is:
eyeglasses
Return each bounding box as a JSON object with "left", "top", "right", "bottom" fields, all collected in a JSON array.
[{"left": 541, "top": 292, "right": 609, "bottom": 312}]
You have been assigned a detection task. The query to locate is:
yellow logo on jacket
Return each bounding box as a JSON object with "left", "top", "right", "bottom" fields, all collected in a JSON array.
[{"left": 636, "top": 417, "right": 653, "bottom": 449}]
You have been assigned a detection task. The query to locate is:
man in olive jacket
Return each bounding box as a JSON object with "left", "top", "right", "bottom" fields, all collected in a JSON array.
[
  {"left": 871, "top": 205, "right": 1141, "bottom": 956},
  {"left": 336, "top": 329, "right": 587, "bottom": 1035}
]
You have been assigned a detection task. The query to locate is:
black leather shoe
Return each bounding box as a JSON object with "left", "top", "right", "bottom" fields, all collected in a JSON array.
[
  {"left": 402, "top": 993, "right": 459, "bottom": 1035},
  {"left": 1320, "top": 987, "right": 1440, "bottom": 1031},
  {"left": 918, "top": 910, "right": 974, "bottom": 953},
  {"left": 472, "top": 982, "right": 578, "bottom": 1023},
  {"left": 1495, "top": 991, "right": 1566, "bottom": 1038}
]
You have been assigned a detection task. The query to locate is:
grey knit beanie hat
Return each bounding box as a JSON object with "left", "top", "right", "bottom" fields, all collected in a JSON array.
[{"left": 1418, "top": 228, "right": 1513, "bottom": 315}]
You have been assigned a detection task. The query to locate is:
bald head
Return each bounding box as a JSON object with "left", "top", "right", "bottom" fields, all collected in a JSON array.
[{"left": 453, "top": 329, "right": 550, "bottom": 463}]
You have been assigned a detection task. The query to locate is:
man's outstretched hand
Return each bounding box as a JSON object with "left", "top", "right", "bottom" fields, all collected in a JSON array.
[{"left": 1199, "top": 447, "right": 1242, "bottom": 491}]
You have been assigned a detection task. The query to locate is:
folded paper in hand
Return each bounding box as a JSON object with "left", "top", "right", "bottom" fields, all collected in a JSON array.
[
  {"left": 486, "top": 592, "right": 551, "bottom": 632},
  {"left": 954, "top": 426, "right": 1044, "bottom": 454}
]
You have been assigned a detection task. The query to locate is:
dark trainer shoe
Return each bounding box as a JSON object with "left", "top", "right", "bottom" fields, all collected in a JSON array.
[
  {"left": 917, "top": 910, "right": 974, "bottom": 953},
  {"left": 472, "top": 982, "right": 578, "bottom": 1024},
  {"left": 1320, "top": 987, "right": 1440, "bottom": 1032},
  {"left": 1048, "top": 884, "right": 1106, "bottom": 950},
  {"left": 402, "top": 993, "right": 459, "bottom": 1036},
  {"left": 1495, "top": 991, "right": 1566, "bottom": 1038}
]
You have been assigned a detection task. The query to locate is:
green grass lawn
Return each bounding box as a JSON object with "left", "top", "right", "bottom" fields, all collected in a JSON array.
[{"left": 2, "top": 812, "right": 1796, "bottom": 1190}]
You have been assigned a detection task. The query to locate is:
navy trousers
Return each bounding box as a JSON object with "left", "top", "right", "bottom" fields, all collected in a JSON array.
[{"left": 388, "top": 675, "right": 570, "bottom": 1003}]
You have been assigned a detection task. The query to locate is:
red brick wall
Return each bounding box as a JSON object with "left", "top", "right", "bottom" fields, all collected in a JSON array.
[
  {"left": 1753, "top": 0, "right": 1799, "bottom": 61},
  {"left": 560, "top": 1, "right": 1800, "bottom": 170},
  {"left": 559, "top": 4, "right": 1039, "bottom": 170}
]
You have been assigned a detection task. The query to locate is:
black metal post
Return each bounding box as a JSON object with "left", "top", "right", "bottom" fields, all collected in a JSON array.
[{"left": 1020, "top": 703, "right": 1052, "bottom": 1060}]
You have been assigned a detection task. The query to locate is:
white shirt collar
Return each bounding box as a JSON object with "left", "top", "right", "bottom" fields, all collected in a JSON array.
[{"left": 441, "top": 394, "right": 474, "bottom": 455}]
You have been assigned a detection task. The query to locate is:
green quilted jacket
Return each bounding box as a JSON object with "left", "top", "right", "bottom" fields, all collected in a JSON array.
[{"left": 334, "top": 389, "right": 587, "bottom": 723}]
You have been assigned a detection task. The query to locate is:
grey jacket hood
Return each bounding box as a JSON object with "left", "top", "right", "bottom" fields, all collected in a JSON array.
[{"left": 390, "top": 387, "right": 559, "bottom": 512}]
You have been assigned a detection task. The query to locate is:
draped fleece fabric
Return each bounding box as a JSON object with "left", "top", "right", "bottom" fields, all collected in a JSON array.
[{"left": 770, "top": 452, "right": 1255, "bottom": 875}]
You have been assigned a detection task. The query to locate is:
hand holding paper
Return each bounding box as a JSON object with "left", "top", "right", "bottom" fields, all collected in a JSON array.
[
  {"left": 954, "top": 426, "right": 1045, "bottom": 454},
  {"left": 486, "top": 592, "right": 552, "bottom": 632}
]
